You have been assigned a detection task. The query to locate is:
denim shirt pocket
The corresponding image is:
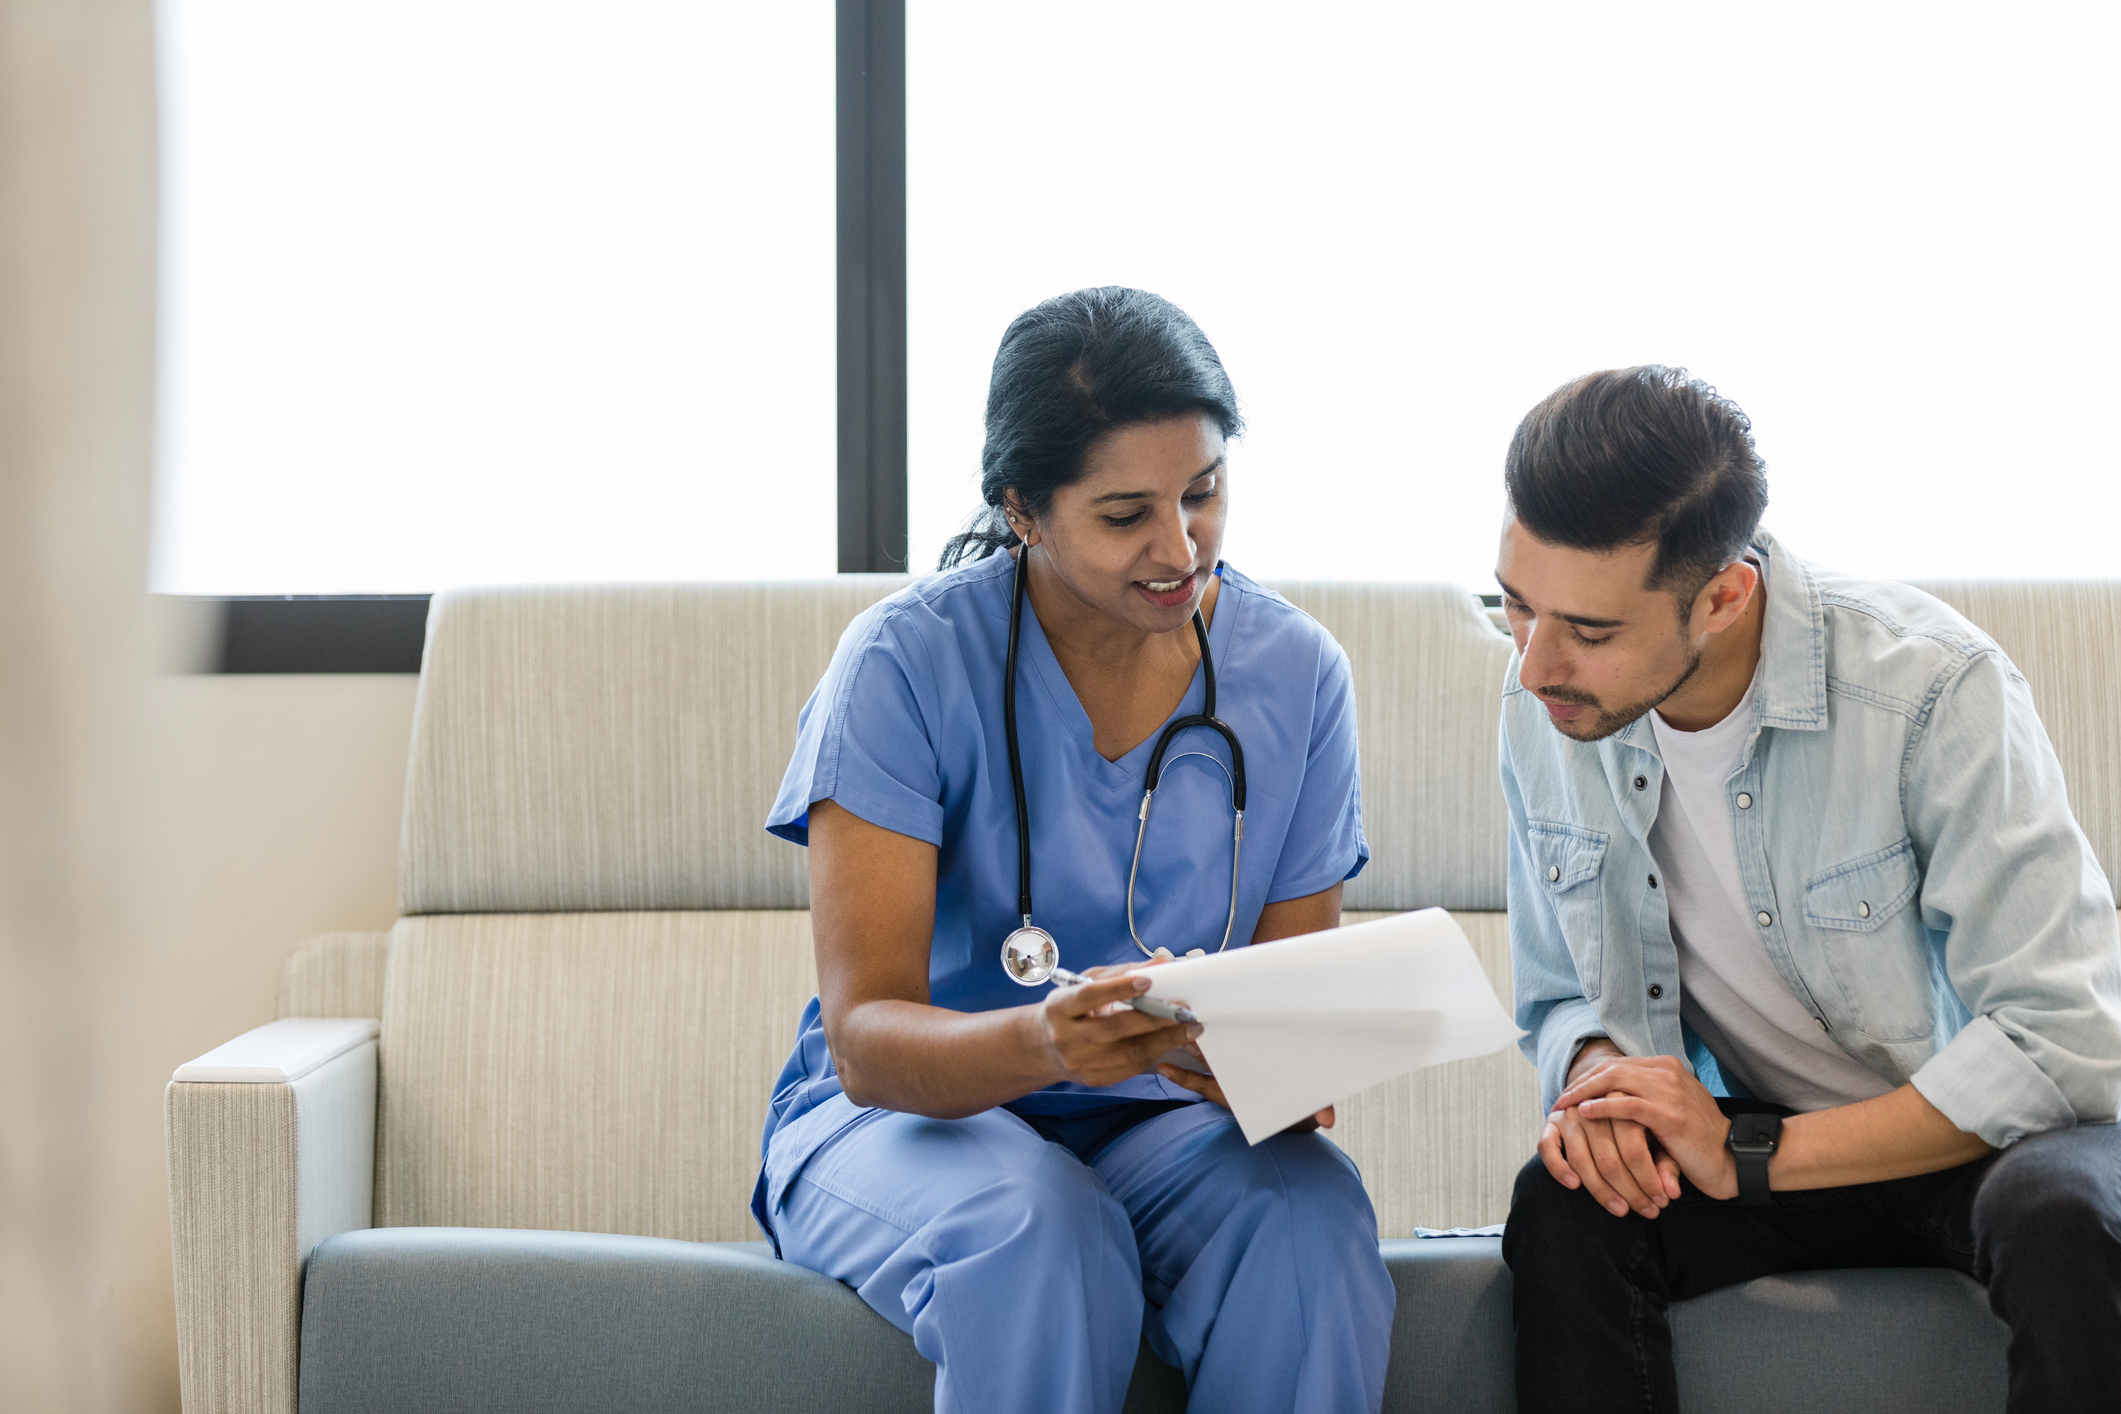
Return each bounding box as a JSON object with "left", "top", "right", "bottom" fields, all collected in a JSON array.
[
  {"left": 1805, "top": 837, "right": 1931, "bottom": 1042},
  {"left": 1804, "top": 837, "right": 1920, "bottom": 933},
  {"left": 1528, "top": 820, "right": 1610, "bottom": 1001}
]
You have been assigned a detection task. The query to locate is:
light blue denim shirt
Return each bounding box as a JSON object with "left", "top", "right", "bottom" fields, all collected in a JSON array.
[{"left": 1503, "top": 531, "right": 2121, "bottom": 1148}]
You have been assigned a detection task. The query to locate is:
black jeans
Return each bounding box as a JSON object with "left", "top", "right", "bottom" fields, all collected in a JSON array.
[{"left": 1503, "top": 1104, "right": 2121, "bottom": 1413}]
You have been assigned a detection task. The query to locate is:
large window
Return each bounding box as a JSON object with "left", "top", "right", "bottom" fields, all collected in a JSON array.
[
  {"left": 157, "top": 5, "right": 2119, "bottom": 601},
  {"left": 907, "top": 4, "right": 2120, "bottom": 586},
  {"left": 153, "top": 0, "right": 834, "bottom": 594}
]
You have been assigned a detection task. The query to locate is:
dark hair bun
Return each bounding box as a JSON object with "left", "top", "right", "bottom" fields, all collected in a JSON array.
[{"left": 940, "top": 288, "right": 1242, "bottom": 568}]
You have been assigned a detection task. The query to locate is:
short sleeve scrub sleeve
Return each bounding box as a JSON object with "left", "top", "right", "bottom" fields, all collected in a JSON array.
[{"left": 756, "top": 552, "right": 1367, "bottom": 1162}]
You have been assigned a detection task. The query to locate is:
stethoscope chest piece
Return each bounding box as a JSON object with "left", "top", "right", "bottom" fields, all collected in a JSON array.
[{"left": 1001, "top": 924, "right": 1059, "bottom": 986}]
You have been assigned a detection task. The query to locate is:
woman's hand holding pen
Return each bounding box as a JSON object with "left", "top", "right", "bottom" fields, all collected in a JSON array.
[{"left": 1029, "top": 965, "right": 1201, "bottom": 1089}]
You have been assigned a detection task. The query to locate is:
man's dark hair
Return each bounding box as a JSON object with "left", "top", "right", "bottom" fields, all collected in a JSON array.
[{"left": 1504, "top": 366, "right": 1768, "bottom": 604}]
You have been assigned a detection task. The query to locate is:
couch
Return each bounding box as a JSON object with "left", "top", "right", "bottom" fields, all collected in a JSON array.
[{"left": 167, "top": 574, "right": 2121, "bottom": 1412}]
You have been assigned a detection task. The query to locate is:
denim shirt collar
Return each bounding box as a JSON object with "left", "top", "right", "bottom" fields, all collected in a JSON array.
[
  {"left": 1751, "top": 530, "right": 1829, "bottom": 733},
  {"left": 1606, "top": 529, "right": 1826, "bottom": 760}
]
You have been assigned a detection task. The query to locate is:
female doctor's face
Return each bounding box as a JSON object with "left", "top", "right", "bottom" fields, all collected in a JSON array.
[{"left": 1010, "top": 412, "right": 1229, "bottom": 638}]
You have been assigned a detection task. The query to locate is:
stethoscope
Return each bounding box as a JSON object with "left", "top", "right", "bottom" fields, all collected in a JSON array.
[{"left": 998, "top": 541, "right": 1248, "bottom": 988}]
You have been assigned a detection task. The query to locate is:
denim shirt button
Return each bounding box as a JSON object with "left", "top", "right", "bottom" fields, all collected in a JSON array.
[
  {"left": 1648, "top": 984, "right": 1664, "bottom": 999},
  {"left": 1736, "top": 793, "right": 1753, "bottom": 809},
  {"left": 1858, "top": 901, "right": 1872, "bottom": 919},
  {"left": 1547, "top": 865, "right": 1560, "bottom": 882},
  {"left": 1756, "top": 911, "right": 1773, "bottom": 927},
  {"left": 1634, "top": 775, "right": 1648, "bottom": 791}
]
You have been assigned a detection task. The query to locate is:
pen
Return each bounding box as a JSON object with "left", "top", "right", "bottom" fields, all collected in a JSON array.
[{"left": 1049, "top": 966, "right": 1199, "bottom": 1026}]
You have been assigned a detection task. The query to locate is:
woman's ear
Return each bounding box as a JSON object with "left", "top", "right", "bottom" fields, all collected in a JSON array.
[{"left": 1002, "top": 491, "right": 1040, "bottom": 547}]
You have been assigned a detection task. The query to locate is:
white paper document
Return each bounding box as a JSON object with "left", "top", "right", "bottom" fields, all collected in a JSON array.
[{"left": 1141, "top": 908, "right": 1524, "bottom": 1144}]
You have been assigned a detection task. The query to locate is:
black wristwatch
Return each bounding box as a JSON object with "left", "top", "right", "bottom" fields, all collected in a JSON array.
[{"left": 1726, "top": 1113, "right": 1782, "bottom": 1206}]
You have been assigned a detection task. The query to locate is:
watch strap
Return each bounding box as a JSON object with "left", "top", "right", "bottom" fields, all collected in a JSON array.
[{"left": 1727, "top": 1112, "right": 1782, "bottom": 1207}]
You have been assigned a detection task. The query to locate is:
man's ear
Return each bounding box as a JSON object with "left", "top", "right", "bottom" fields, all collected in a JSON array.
[{"left": 1692, "top": 560, "right": 1760, "bottom": 636}]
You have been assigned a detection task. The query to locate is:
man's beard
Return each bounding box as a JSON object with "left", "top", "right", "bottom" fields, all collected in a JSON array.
[{"left": 1539, "top": 644, "right": 1704, "bottom": 743}]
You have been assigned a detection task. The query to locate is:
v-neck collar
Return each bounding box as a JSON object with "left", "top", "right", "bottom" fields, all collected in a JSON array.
[{"left": 1017, "top": 572, "right": 1245, "bottom": 795}]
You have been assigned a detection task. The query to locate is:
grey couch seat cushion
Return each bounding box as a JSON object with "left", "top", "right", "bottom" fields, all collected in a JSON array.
[
  {"left": 1669, "top": 1264, "right": 2007, "bottom": 1413},
  {"left": 300, "top": 1228, "right": 936, "bottom": 1414},
  {"left": 301, "top": 1228, "right": 2005, "bottom": 1414}
]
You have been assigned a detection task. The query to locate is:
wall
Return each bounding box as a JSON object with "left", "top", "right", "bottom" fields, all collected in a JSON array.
[
  {"left": 120, "top": 675, "right": 416, "bottom": 1409},
  {"left": 147, "top": 674, "right": 414, "bottom": 1049},
  {"left": 1, "top": 0, "right": 159, "bottom": 1406},
  {"left": 0, "top": 26, "right": 418, "bottom": 1410},
  {"left": 22, "top": 665, "right": 414, "bottom": 1412}
]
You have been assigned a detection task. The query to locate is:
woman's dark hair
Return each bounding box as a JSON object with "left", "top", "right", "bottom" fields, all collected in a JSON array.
[
  {"left": 1504, "top": 365, "right": 1769, "bottom": 606},
  {"left": 938, "top": 287, "right": 1243, "bottom": 568}
]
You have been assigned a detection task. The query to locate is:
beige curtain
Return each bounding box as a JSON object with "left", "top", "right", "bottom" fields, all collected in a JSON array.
[{"left": 0, "top": 0, "right": 165, "bottom": 1409}]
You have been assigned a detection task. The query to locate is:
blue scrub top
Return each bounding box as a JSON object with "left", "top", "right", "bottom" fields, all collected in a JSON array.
[{"left": 759, "top": 551, "right": 1368, "bottom": 1151}]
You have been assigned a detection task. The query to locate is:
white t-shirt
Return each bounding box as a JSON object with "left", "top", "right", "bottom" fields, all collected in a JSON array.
[{"left": 1649, "top": 663, "right": 1894, "bottom": 1112}]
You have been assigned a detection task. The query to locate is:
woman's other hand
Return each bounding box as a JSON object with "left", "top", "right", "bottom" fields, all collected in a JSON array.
[
  {"left": 1149, "top": 886, "right": 1343, "bottom": 1132},
  {"left": 1157, "top": 1047, "right": 1335, "bottom": 1132}
]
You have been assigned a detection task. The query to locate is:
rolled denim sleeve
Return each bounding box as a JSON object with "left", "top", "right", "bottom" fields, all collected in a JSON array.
[
  {"left": 1904, "top": 649, "right": 2121, "bottom": 1147},
  {"left": 1502, "top": 705, "right": 1609, "bottom": 1111}
]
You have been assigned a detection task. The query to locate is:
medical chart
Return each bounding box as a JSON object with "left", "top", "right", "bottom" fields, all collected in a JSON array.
[{"left": 1141, "top": 908, "right": 1523, "bottom": 1145}]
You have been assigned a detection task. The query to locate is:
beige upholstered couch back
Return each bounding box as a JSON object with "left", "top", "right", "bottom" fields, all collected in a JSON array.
[
  {"left": 308, "top": 573, "right": 2119, "bottom": 1243},
  {"left": 1909, "top": 580, "right": 2121, "bottom": 880},
  {"left": 395, "top": 578, "right": 1517, "bottom": 917}
]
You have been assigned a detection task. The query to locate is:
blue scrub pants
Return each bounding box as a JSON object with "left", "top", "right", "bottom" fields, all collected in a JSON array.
[{"left": 763, "top": 1096, "right": 1395, "bottom": 1414}]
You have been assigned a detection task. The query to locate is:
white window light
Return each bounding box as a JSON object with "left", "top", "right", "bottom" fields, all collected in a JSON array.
[
  {"left": 907, "top": 3, "right": 2121, "bottom": 587},
  {"left": 153, "top": 0, "right": 835, "bottom": 594}
]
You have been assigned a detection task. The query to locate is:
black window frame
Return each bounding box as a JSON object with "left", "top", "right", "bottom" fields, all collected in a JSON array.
[{"left": 167, "top": 0, "right": 908, "bottom": 674}]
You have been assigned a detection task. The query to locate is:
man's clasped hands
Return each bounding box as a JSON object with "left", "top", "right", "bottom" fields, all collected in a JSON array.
[{"left": 1540, "top": 1039, "right": 1743, "bottom": 1218}]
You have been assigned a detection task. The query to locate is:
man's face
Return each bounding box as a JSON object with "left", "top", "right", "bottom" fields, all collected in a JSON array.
[{"left": 1495, "top": 519, "right": 1702, "bottom": 742}]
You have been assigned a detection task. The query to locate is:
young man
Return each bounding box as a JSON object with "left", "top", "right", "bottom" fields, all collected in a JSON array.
[{"left": 1495, "top": 366, "right": 2121, "bottom": 1412}]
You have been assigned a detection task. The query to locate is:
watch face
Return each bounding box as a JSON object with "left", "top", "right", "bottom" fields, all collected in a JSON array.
[{"left": 1731, "top": 1114, "right": 1782, "bottom": 1148}]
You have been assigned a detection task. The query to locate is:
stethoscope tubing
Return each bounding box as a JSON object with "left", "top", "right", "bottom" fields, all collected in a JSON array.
[
  {"left": 1005, "top": 543, "right": 1246, "bottom": 964},
  {"left": 1126, "top": 754, "right": 1244, "bottom": 957},
  {"left": 1005, "top": 539, "right": 1036, "bottom": 929}
]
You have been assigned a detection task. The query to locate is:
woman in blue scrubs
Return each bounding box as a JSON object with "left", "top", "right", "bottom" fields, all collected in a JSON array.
[{"left": 756, "top": 287, "right": 1394, "bottom": 1413}]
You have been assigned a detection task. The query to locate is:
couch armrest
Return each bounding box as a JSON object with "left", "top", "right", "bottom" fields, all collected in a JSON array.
[{"left": 167, "top": 1019, "right": 379, "bottom": 1414}]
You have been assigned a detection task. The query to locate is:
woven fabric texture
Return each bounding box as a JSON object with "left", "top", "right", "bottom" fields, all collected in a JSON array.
[
  {"left": 400, "top": 579, "right": 908, "bottom": 915},
  {"left": 168, "top": 1079, "right": 297, "bottom": 1414},
  {"left": 1330, "top": 911, "right": 1541, "bottom": 1231},
  {"left": 398, "top": 577, "right": 1514, "bottom": 918},
  {"left": 1913, "top": 579, "right": 2121, "bottom": 886},
  {"left": 376, "top": 911, "right": 817, "bottom": 1243},
  {"left": 166, "top": 1041, "right": 376, "bottom": 1414},
  {"left": 1270, "top": 583, "right": 1514, "bottom": 911},
  {"left": 280, "top": 931, "right": 391, "bottom": 1019},
  {"left": 371, "top": 907, "right": 1530, "bottom": 1241}
]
